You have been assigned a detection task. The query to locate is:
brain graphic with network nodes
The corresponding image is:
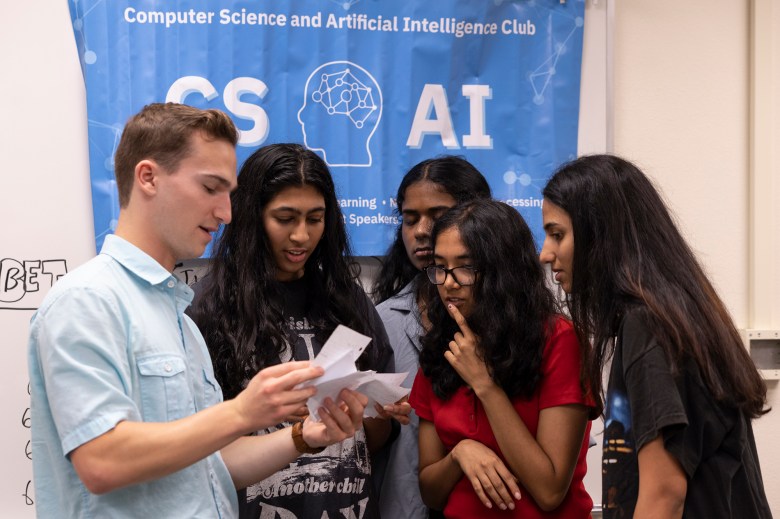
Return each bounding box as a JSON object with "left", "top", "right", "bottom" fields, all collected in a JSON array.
[{"left": 311, "top": 68, "right": 377, "bottom": 128}]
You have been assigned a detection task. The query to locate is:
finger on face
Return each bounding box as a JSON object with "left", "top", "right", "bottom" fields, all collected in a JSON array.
[{"left": 446, "top": 303, "right": 473, "bottom": 336}]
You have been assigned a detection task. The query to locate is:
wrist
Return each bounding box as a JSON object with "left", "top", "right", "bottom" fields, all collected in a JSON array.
[
  {"left": 449, "top": 442, "right": 468, "bottom": 475},
  {"left": 472, "top": 379, "right": 500, "bottom": 400},
  {"left": 450, "top": 439, "right": 467, "bottom": 465},
  {"left": 223, "top": 397, "right": 253, "bottom": 436},
  {"left": 292, "top": 420, "right": 325, "bottom": 454}
]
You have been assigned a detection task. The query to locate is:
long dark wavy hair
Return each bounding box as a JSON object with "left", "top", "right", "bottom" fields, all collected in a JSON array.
[
  {"left": 543, "top": 154, "right": 768, "bottom": 418},
  {"left": 419, "top": 199, "right": 558, "bottom": 400},
  {"left": 373, "top": 156, "right": 491, "bottom": 303},
  {"left": 191, "top": 143, "right": 379, "bottom": 399}
]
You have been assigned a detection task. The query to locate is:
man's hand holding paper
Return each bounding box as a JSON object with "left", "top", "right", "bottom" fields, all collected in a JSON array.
[{"left": 301, "top": 325, "right": 410, "bottom": 421}]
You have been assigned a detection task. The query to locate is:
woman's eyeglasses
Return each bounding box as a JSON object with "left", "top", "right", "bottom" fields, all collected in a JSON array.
[{"left": 424, "top": 265, "right": 478, "bottom": 286}]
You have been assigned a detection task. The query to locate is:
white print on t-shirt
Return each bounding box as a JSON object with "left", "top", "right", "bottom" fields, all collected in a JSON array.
[
  {"left": 245, "top": 422, "right": 371, "bottom": 518},
  {"left": 249, "top": 496, "right": 369, "bottom": 519},
  {"left": 286, "top": 317, "right": 317, "bottom": 359},
  {"left": 287, "top": 316, "right": 313, "bottom": 331}
]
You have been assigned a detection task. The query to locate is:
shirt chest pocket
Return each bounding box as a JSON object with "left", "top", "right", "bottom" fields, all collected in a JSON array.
[
  {"left": 202, "top": 368, "right": 223, "bottom": 407},
  {"left": 137, "top": 354, "right": 194, "bottom": 422}
]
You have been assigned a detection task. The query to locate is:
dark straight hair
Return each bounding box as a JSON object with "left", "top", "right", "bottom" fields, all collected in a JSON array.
[{"left": 543, "top": 154, "right": 768, "bottom": 418}]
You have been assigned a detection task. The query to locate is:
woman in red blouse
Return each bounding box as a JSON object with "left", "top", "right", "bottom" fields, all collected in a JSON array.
[{"left": 409, "top": 199, "right": 593, "bottom": 518}]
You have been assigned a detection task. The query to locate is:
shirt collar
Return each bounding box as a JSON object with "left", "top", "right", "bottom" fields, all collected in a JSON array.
[
  {"left": 100, "top": 234, "right": 180, "bottom": 288},
  {"left": 386, "top": 280, "right": 418, "bottom": 312}
]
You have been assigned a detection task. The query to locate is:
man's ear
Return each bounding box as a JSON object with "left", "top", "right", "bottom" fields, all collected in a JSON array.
[{"left": 135, "top": 159, "right": 159, "bottom": 197}]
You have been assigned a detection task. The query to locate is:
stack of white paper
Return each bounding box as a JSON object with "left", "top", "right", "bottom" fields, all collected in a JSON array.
[{"left": 300, "top": 325, "right": 409, "bottom": 421}]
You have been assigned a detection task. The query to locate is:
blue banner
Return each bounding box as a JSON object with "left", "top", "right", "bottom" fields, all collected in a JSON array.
[{"left": 69, "top": 0, "right": 585, "bottom": 256}]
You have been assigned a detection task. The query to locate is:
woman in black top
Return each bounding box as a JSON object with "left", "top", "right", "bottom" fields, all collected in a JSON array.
[
  {"left": 191, "top": 143, "right": 403, "bottom": 519},
  {"left": 539, "top": 154, "right": 771, "bottom": 518}
]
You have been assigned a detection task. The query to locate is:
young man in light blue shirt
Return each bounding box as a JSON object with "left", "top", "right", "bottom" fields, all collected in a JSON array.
[{"left": 28, "top": 103, "right": 367, "bottom": 518}]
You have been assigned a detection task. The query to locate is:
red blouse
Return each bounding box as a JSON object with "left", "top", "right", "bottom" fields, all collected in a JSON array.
[{"left": 409, "top": 317, "right": 593, "bottom": 518}]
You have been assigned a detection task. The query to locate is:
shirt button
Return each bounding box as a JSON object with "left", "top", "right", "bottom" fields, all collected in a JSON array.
[
  {"left": 167, "top": 280, "right": 175, "bottom": 288},
  {"left": 164, "top": 363, "right": 172, "bottom": 372}
]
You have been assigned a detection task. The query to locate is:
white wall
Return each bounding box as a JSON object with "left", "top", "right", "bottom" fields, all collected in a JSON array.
[
  {"left": 751, "top": 0, "right": 780, "bottom": 505},
  {"left": 613, "top": 0, "right": 780, "bottom": 514},
  {"left": 614, "top": 1, "right": 749, "bottom": 324},
  {"left": 0, "top": 0, "right": 93, "bottom": 516}
]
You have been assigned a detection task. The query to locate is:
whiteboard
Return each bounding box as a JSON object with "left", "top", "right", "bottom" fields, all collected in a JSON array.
[{"left": 0, "top": 0, "right": 610, "bottom": 515}]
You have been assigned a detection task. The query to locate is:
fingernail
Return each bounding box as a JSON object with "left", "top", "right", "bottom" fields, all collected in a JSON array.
[
  {"left": 448, "top": 304, "right": 453, "bottom": 309},
  {"left": 485, "top": 502, "right": 492, "bottom": 509},
  {"left": 514, "top": 492, "right": 522, "bottom": 500},
  {"left": 508, "top": 503, "right": 515, "bottom": 510},
  {"left": 499, "top": 503, "right": 506, "bottom": 510}
]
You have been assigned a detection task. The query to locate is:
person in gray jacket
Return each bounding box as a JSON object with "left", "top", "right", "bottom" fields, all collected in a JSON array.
[{"left": 374, "top": 156, "right": 491, "bottom": 519}]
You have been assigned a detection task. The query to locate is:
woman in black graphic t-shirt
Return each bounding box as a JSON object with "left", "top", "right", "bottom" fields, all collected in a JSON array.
[
  {"left": 539, "top": 154, "right": 772, "bottom": 519},
  {"left": 190, "top": 143, "right": 407, "bottom": 519}
]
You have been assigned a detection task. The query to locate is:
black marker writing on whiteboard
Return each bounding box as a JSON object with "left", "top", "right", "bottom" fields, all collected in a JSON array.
[
  {"left": 23, "top": 480, "right": 33, "bottom": 506},
  {"left": 24, "top": 380, "right": 34, "bottom": 506},
  {"left": 0, "top": 258, "right": 68, "bottom": 309}
]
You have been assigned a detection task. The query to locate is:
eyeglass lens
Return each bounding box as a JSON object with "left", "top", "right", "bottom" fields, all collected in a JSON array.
[{"left": 427, "top": 266, "right": 475, "bottom": 285}]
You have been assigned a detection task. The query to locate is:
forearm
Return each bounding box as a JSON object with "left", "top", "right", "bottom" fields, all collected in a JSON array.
[
  {"left": 220, "top": 430, "right": 300, "bottom": 490},
  {"left": 226, "top": 387, "right": 370, "bottom": 489},
  {"left": 363, "top": 416, "right": 391, "bottom": 453},
  {"left": 477, "top": 386, "right": 584, "bottom": 510},
  {"left": 419, "top": 451, "right": 463, "bottom": 511},
  {"left": 635, "top": 436, "right": 687, "bottom": 519},
  {"left": 71, "top": 399, "right": 249, "bottom": 494}
]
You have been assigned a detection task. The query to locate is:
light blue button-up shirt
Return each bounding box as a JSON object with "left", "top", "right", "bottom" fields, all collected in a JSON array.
[{"left": 28, "top": 235, "right": 237, "bottom": 518}]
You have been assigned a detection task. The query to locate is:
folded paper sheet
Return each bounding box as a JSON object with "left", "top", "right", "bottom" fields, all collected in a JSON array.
[{"left": 302, "top": 325, "right": 409, "bottom": 420}]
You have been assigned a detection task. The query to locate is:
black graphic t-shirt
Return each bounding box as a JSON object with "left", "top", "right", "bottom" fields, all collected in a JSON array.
[
  {"left": 239, "top": 277, "right": 391, "bottom": 519},
  {"left": 603, "top": 309, "right": 772, "bottom": 519}
]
